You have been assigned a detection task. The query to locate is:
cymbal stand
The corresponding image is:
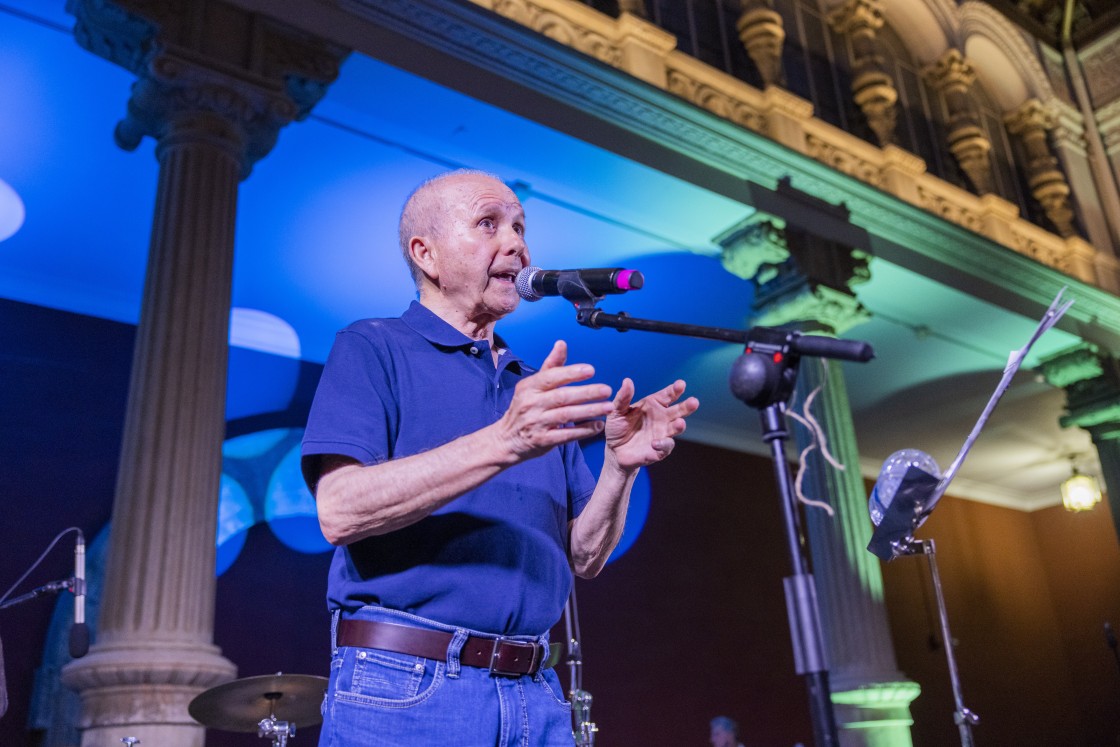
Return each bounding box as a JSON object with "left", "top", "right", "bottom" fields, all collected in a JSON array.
[
  {"left": 898, "top": 538, "right": 978, "bottom": 746},
  {"left": 564, "top": 584, "right": 597, "bottom": 746},
  {"left": 257, "top": 692, "right": 296, "bottom": 747}
]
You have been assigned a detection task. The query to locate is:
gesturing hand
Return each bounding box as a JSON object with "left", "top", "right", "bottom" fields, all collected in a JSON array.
[
  {"left": 497, "top": 340, "right": 615, "bottom": 461},
  {"left": 604, "top": 378, "right": 699, "bottom": 472}
]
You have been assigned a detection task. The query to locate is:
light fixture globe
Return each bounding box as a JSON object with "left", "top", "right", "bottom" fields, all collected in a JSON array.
[{"left": 1061, "top": 470, "right": 1102, "bottom": 512}]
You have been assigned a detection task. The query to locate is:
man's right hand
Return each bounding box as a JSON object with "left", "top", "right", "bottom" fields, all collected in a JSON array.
[{"left": 495, "top": 340, "right": 614, "bottom": 461}]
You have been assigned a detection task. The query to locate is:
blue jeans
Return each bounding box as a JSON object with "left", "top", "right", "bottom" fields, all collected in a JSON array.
[{"left": 318, "top": 606, "right": 575, "bottom": 746}]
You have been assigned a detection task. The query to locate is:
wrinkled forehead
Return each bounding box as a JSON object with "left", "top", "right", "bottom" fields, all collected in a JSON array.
[{"left": 439, "top": 174, "right": 522, "bottom": 216}]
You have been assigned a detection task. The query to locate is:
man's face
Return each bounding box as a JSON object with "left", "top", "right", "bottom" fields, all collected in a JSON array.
[
  {"left": 710, "top": 725, "right": 736, "bottom": 747},
  {"left": 420, "top": 173, "right": 529, "bottom": 325}
]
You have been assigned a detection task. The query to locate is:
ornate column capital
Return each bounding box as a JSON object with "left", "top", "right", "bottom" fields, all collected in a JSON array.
[
  {"left": 716, "top": 208, "right": 871, "bottom": 336},
  {"left": 68, "top": 0, "right": 348, "bottom": 178},
  {"left": 923, "top": 48, "right": 976, "bottom": 93},
  {"left": 1039, "top": 344, "right": 1120, "bottom": 430},
  {"left": 1005, "top": 98, "right": 1057, "bottom": 137},
  {"left": 717, "top": 184, "right": 873, "bottom": 335},
  {"left": 826, "top": 0, "right": 886, "bottom": 36},
  {"left": 715, "top": 213, "right": 789, "bottom": 285}
]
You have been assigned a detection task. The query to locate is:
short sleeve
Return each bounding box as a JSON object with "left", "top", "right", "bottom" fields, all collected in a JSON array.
[{"left": 301, "top": 327, "right": 398, "bottom": 492}]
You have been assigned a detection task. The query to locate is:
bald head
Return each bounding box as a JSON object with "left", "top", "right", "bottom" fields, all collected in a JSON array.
[{"left": 398, "top": 169, "right": 505, "bottom": 288}]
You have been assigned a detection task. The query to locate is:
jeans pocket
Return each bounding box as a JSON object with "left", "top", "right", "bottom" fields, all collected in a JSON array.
[
  {"left": 536, "top": 668, "right": 573, "bottom": 708},
  {"left": 336, "top": 647, "right": 442, "bottom": 706}
]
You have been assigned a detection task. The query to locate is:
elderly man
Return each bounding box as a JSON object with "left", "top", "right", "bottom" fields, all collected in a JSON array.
[{"left": 302, "top": 169, "right": 698, "bottom": 746}]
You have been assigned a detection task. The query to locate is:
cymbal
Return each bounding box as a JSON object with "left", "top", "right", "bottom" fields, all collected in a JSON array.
[{"left": 189, "top": 673, "right": 328, "bottom": 732}]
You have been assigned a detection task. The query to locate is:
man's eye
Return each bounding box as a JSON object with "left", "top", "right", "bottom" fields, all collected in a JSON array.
[
  {"left": 479, "top": 218, "right": 495, "bottom": 230},
  {"left": 514, "top": 223, "right": 525, "bottom": 236}
]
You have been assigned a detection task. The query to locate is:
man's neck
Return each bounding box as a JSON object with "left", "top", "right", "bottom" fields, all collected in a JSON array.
[{"left": 418, "top": 295, "right": 497, "bottom": 346}]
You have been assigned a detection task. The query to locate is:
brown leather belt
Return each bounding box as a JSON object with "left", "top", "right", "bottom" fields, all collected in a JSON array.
[{"left": 337, "top": 619, "right": 547, "bottom": 677}]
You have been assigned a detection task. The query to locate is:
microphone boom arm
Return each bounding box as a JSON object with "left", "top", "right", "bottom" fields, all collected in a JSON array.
[{"left": 574, "top": 304, "right": 874, "bottom": 362}]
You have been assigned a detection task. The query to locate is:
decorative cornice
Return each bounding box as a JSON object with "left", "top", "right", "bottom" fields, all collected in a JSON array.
[{"left": 311, "top": 0, "right": 1120, "bottom": 337}]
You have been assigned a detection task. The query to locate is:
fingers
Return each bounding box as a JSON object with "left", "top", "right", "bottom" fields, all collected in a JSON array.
[
  {"left": 651, "top": 379, "right": 687, "bottom": 406},
  {"left": 540, "top": 340, "right": 567, "bottom": 370},
  {"left": 612, "top": 377, "right": 635, "bottom": 414}
]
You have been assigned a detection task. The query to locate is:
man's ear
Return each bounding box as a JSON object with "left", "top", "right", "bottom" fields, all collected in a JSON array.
[{"left": 409, "top": 236, "right": 438, "bottom": 283}]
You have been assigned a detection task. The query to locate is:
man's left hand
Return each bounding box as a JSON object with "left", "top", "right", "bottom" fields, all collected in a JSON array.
[{"left": 604, "top": 379, "right": 699, "bottom": 472}]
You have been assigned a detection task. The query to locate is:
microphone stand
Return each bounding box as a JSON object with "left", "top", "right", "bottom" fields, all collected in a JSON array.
[
  {"left": 899, "top": 539, "right": 977, "bottom": 746},
  {"left": 567, "top": 295, "right": 873, "bottom": 747}
]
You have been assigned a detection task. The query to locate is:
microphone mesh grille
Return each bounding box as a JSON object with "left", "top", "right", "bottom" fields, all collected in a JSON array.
[{"left": 515, "top": 267, "right": 541, "bottom": 301}]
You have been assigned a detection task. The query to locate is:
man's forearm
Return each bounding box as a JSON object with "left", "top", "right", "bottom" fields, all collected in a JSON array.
[
  {"left": 315, "top": 424, "right": 519, "bottom": 545},
  {"left": 569, "top": 453, "right": 638, "bottom": 578}
]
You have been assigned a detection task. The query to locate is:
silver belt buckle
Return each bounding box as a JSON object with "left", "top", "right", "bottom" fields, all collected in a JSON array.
[{"left": 488, "top": 637, "right": 540, "bottom": 677}]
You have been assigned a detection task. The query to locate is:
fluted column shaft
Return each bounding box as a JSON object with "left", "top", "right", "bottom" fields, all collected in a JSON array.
[
  {"left": 59, "top": 2, "right": 346, "bottom": 745},
  {"left": 794, "top": 361, "right": 919, "bottom": 745},
  {"left": 61, "top": 112, "right": 243, "bottom": 747}
]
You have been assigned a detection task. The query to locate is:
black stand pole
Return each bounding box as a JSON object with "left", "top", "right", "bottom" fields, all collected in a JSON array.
[
  {"left": 565, "top": 297, "right": 870, "bottom": 747},
  {"left": 758, "top": 400, "right": 840, "bottom": 747}
]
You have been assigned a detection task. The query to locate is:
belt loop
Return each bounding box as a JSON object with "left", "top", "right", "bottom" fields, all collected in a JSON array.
[
  {"left": 446, "top": 628, "right": 468, "bottom": 679},
  {"left": 330, "top": 609, "right": 341, "bottom": 653},
  {"left": 533, "top": 632, "right": 549, "bottom": 681}
]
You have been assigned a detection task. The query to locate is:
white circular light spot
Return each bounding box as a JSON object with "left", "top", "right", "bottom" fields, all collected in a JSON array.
[
  {"left": 229, "top": 307, "right": 301, "bottom": 358},
  {"left": 0, "top": 178, "right": 26, "bottom": 242}
]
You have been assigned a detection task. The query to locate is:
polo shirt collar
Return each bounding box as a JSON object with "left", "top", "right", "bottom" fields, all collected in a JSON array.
[{"left": 400, "top": 301, "right": 529, "bottom": 372}]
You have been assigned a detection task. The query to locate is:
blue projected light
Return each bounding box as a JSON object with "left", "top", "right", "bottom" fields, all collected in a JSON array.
[
  {"left": 216, "top": 473, "right": 253, "bottom": 575},
  {"left": 265, "top": 441, "right": 332, "bottom": 554},
  {"left": 580, "top": 439, "right": 650, "bottom": 563}
]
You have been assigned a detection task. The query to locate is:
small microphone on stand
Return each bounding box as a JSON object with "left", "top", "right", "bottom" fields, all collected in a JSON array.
[{"left": 69, "top": 531, "right": 89, "bottom": 659}]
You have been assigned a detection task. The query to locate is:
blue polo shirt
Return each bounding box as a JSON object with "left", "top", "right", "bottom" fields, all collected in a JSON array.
[{"left": 302, "top": 301, "right": 597, "bottom": 636}]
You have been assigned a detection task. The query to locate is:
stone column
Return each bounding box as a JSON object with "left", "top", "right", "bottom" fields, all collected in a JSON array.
[
  {"left": 827, "top": 0, "right": 898, "bottom": 147},
  {"left": 1038, "top": 344, "right": 1120, "bottom": 541},
  {"left": 59, "top": 2, "right": 346, "bottom": 746},
  {"left": 925, "top": 49, "right": 994, "bottom": 195},
  {"left": 1005, "top": 99, "right": 1078, "bottom": 238},
  {"left": 717, "top": 208, "right": 919, "bottom": 746},
  {"left": 738, "top": 0, "right": 786, "bottom": 88}
]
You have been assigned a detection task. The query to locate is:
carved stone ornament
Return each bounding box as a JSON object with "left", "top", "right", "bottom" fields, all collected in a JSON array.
[
  {"left": 68, "top": 0, "right": 348, "bottom": 178},
  {"left": 827, "top": 0, "right": 898, "bottom": 147},
  {"left": 925, "top": 49, "right": 995, "bottom": 194},
  {"left": 715, "top": 214, "right": 790, "bottom": 285},
  {"left": 738, "top": 0, "right": 786, "bottom": 88},
  {"left": 1006, "top": 100, "right": 1077, "bottom": 238}
]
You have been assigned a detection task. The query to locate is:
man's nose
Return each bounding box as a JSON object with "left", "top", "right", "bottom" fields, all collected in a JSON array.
[{"left": 501, "top": 228, "right": 527, "bottom": 257}]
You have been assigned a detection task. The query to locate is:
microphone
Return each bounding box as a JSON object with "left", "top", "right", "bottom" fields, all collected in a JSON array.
[
  {"left": 868, "top": 449, "right": 941, "bottom": 526},
  {"left": 69, "top": 531, "right": 88, "bottom": 659},
  {"left": 515, "top": 266, "right": 644, "bottom": 302}
]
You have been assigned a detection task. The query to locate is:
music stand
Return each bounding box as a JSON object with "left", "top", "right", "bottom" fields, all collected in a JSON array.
[{"left": 867, "top": 468, "right": 978, "bottom": 746}]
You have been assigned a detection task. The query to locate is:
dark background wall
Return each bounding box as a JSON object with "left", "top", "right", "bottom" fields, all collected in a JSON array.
[{"left": 2, "top": 299, "right": 1118, "bottom": 746}]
